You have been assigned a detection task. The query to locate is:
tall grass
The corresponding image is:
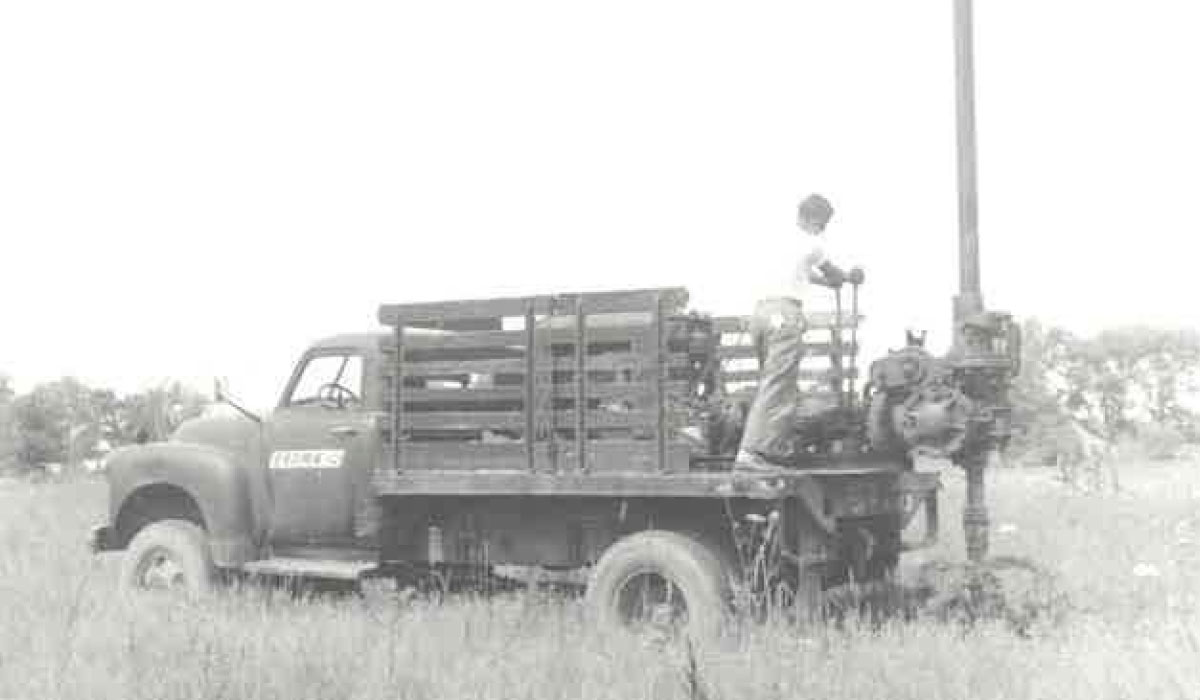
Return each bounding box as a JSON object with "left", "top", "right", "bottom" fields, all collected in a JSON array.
[{"left": 2, "top": 462, "right": 1199, "bottom": 700}]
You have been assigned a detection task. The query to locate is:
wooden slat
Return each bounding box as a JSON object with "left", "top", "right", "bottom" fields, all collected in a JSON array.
[
  {"left": 722, "top": 368, "right": 858, "bottom": 383},
  {"left": 384, "top": 383, "right": 683, "bottom": 405},
  {"left": 372, "top": 467, "right": 899, "bottom": 499},
  {"left": 241, "top": 558, "right": 376, "bottom": 581},
  {"left": 717, "top": 343, "right": 856, "bottom": 359},
  {"left": 524, "top": 301, "right": 537, "bottom": 471},
  {"left": 389, "top": 357, "right": 526, "bottom": 376},
  {"left": 379, "top": 287, "right": 688, "bottom": 325},
  {"left": 398, "top": 409, "right": 672, "bottom": 431},
  {"left": 653, "top": 292, "right": 668, "bottom": 472},
  {"left": 387, "top": 352, "right": 691, "bottom": 378},
  {"left": 537, "top": 297, "right": 558, "bottom": 471},
  {"left": 385, "top": 329, "right": 525, "bottom": 350},
  {"left": 712, "top": 313, "right": 863, "bottom": 333},
  {"left": 380, "top": 325, "right": 692, "bottom": 351},
  {"left": 391, "top": 386, "right": 525, "bottom": 402},
  {"left": 377, "top": 440, "right": 686, "bottom": 474},
  {"left": 719, "top": 383, "right": 840, "bottom": 401},
  {"left": 575, "top": 302, "right": 587, "bottom": 472},
  {"left": 392, "top": 324, "right": 405, "bottom": 472}
]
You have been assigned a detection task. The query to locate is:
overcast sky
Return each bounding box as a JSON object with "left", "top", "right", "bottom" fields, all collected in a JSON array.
[{"left": 2, "top": 1, "right": 1198, "bottom": 408}]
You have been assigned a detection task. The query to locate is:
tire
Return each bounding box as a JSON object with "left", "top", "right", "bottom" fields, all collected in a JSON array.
[
  {"left": 119, "top": 519, "right": 215, "bottom": 599},
  {"left": 586, "top": 530, "right": 732, "bottom": 640}
]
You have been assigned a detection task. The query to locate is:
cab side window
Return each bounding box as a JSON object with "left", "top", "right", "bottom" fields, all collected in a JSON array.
[{"left": 288, "top": 354, "right": 364, "bottom": 408}]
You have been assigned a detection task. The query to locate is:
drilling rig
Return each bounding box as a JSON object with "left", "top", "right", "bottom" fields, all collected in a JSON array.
[{"left": 697, "top": 0, "right": 1025, "bottom": 600}]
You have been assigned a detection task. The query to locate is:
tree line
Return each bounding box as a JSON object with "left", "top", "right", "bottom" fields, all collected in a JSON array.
[
  {"left": 1008, "top": 321, "right": 1200, "bottom": 464},
  {"left": 0, "top": 376, "right": 209, "bottom": 474}
]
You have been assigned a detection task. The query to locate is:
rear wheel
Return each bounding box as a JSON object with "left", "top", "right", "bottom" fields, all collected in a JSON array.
[
  {"left": 120, "top": 519, "right": 215, "bottom": 598},
  {"left": 586, "top": 530, "right": 732, "bottom": 640}
]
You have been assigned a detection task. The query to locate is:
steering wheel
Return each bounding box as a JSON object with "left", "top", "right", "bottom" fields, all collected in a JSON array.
[{"left": 316, "top": 383, "right": 360, "bottom": 408}]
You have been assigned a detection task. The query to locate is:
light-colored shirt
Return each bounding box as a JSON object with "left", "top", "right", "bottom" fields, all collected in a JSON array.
[{"left": 758, "top": 232, "right": 828, "bottom": 302}]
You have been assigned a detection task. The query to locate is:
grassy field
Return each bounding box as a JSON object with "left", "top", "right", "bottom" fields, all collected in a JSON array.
[{"left": 2, "top": 462, "right": 1199, "bottom": 700}]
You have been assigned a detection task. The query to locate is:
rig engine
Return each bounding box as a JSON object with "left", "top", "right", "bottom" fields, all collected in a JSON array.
[{"left": 862, "top": 312, "right": 1019, "bottom": 463}]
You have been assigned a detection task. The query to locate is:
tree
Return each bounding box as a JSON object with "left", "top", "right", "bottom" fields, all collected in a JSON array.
[
  {"left": 119, "top": 382, "right": 210, "bottom": 443},
  {"left": 1007, "top": 319, "right": 1075, "bottom": 464},
  {"left": 1006, "top": 320, "right": 1200, "bottom": 465},
  {"left": 12, "top": 377, "right": 98, "bottom": 468},
  {"left": 9, "top": 377, "right": 212, "bottom": 471},
  {"left": 1056, "top": 327, "right": 1200, "bottom": 440},
  {"left": 1128, "top": 328, "right": 1200, "bottom": 433}
]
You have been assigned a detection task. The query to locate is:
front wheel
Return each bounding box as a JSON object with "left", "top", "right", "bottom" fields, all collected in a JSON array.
[
  {"left": 119, "top": 519, "right": 215, "bottom": 598},
  {"left": 586, "top": 530, "right": 732, "bottom": 640}
]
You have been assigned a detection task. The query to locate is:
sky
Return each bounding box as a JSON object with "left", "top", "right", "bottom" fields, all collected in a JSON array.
[{"left": 2, "top": 1, "right": 1198, "bottom": 409}]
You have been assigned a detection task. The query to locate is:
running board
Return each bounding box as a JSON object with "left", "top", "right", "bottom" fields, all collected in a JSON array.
[{"left": 240, "top": 557, "right": 377, "bottom": 581}]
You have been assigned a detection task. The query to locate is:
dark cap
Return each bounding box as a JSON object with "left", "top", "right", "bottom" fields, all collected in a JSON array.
[{"left": 798, "top": 194, "right": 834, "bottom": 226}]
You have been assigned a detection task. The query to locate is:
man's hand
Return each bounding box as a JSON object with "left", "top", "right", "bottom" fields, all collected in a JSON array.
[
  {"left": 818, "top": 261, "right": 846, "bottom": 288},
  {"left": 848, "top": 266, "right": 865, "bottom": 285}
]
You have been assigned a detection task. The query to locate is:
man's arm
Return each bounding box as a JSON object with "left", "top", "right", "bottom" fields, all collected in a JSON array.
[{"left": 802, "top": 239, "right": 848, "bottom": 287}]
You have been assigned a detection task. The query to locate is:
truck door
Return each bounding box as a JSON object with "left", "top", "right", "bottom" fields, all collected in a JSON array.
[{"left": 267, "top": 350, "right": 376, "bottom": 546}]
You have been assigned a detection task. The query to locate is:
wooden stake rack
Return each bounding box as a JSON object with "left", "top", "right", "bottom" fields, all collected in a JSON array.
[{"left": 377, "top": 287, "right": 696, "bottom": 476}]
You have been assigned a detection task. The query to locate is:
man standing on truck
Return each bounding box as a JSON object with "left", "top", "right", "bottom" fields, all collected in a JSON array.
[{"left": 736, "top": 193, "right": 862, "bottom": 471}]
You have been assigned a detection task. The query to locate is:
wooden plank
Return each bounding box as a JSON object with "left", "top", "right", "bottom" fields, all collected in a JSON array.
[
  {"left": 380, "top": 297, "right": 532, "bottom": 325},
  {"left": 241, "top": 558, "right": 375, "bottom": 580},
  {"left": 385, "top": 329, "right": 526, "bottom": 350},
  {"left": 392, "top": 324, "right": 405, "bottom": 472},
  {"left": 379, "top": 287, "right": 688, "bottom": 325},
  {"left": 392, "top": 386, "right": 525, "bottom": 402},
  {"left": 372, "top": 467, "right": 867, "bottom": 499},
  {"left": 380, "top": 325, "right": 689, "bottom": 351},
  {"left": 575, "top": 301, "right": 587, "bottom": 473},
  {"left": 383, "top": 442, "right": 528, "bottom": 470},
  {"left": 722, "top": 368, "right": 859, "bottom": 383},
  {"left": 717, "top": 343, "right": 856, "bottom": 359},
  {"left": 718, "top": 384, "right": 840, "bottom": 402},
  {"left": 389, "top": 357, "right": 525, "bottom": 376},
  {"left": 524, "top": 300, "right": 536, "bottom": 472},
  {"left": 398, "top": 409, "right": 674, "bottom": 431},
  {"left": 653, "top": 292, "right": 667, "bottom": 472},
  {"left": 378, "top": 440, "right": 688, "bottom": 474},
  {"left": 537, "top": 296, "right": 558, "bottom": 471},
  {"left": 713, "top": 313, "right": 863, "bottom": 333},
  {"left": 388, "top": 352, "right": 691, "bottom": 378},
  {"left": 382, "top": 383, "right": 683, "bottom": 408}
]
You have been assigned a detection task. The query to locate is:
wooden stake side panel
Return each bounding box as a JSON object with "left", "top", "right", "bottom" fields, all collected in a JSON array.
[
  {"left": 378, "top": 288, "right": 702, "bottom": 475},
  {"left": 711, "top": 313, "right": 864, "bottom": 400}
]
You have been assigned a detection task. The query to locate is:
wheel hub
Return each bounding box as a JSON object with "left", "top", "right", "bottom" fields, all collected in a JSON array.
[
  {"left": 140, "top": 547, "right": 187, "bottom": 590},
  {"left": 617, "top": 572, "right": 690, "bottom": 634}
]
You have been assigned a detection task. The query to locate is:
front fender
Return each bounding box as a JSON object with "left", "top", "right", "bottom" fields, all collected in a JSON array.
[{"left": 105, "top": 441, "right": 262, "bottom": 566}]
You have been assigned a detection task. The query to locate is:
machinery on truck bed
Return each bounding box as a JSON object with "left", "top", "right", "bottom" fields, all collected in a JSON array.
[{"left": 89, "top": 279, "right": 1017, "bottom": 635}]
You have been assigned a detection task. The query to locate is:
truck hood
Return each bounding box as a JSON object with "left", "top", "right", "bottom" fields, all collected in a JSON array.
[{"left": 171, "top": 412, "right": 262, "bottom": 458}]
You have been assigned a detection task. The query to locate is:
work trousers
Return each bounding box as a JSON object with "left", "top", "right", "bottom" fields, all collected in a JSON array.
[{"left": 738, "top": 297, "right": 806, "bottom": 462}]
